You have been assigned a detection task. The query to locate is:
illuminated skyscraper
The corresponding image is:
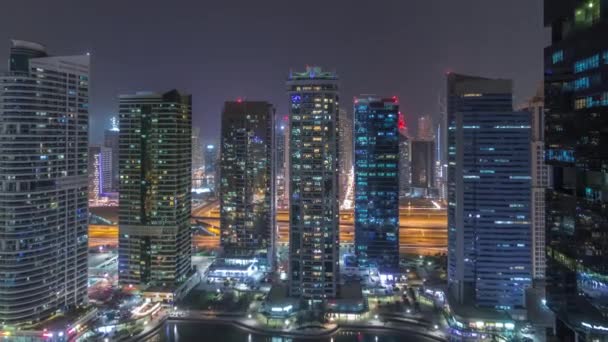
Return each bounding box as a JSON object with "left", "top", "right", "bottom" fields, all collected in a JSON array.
[
  {"left": 204, "top": 144, "right": 218, "bottom": 191},
  {"left": 220, "top": 101, "right": 275, "bottom": 264},
  {"left": 276, "top": 115, "right": 289, "bottom": 208},
  {"left": 192, "top": 127, "right": 204, "bottom": 189},
  {"left": 192, "top": 127, "right": 204, "bottom": 171},
  {"left": 398, "top": 112, "right": 411, "bottom": 198},
  {"left": 118, "top": 90, "right": 193, "bottom": 297},
  {"left": 339, "top": 108, "right": 354, "bottom": 206},
  {"left": 517, "top": 86, "right": 547, "bottom": 282},
  {"left": 287, "top": 66, "right": 339, "bottom": 299},
  {"left": 88, "top": 145, "right": 113, "bottom": 201},
  {"left": 354, "top": 96, "right": 400, "bottom": 277},
  {"left": 417, "top": 115, "right": 434, "bottom": 141},
  {"left": 544, "top": 1, "right": 608, "bottom": 339},
  {"left": 447, "top": 73, "right": 532, "bottom": 311},
  {"left": 104, "top": 117, "right": 120, "bottom": 191},
  {"left": 410, "top": 139, "right": 435, "bottom": 196},
  {"left": 0, "top": 40, "right": 89, "bottom": 324},
  {"left": 399, "top": 134, "right": 411, "bottom": 198}
]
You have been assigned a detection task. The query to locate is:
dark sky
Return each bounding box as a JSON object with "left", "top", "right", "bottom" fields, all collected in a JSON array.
[{"left": 1, "top": 0, "right": 546, "bottom": 145}]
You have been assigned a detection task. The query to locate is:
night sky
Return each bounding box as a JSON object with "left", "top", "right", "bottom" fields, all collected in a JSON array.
[{"left": 1, "top": 0, "right": 545, "bottom": 145}]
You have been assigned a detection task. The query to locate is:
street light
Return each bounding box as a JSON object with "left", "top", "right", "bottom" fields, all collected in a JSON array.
[{"left": 374, "top": 314, "right": 378, "bottom": 320}]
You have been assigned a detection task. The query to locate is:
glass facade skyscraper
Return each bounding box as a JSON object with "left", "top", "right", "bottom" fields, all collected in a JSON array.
[
  {"left": 410, "top": 139, "right": 435, "bottom": 195},
  {"left": 354, "top": 96, "right": 400, "bottom": 277},
  {"left": 88, "top": 145, "right": 113, "bottom": 201},
  {"left": 544, "top": 0, "right": 608, "bottom": 339},
  {"left": 220, "top": 101, "right": 275, "bottom": 264},
  {"left": 104, "top": 117, "right": 120, "bottom": 192},
  {"left": 287, "top": 66, "right": 339, "bottom": 299},
  {"left": 447, "top": 73, "right": 532, "bottom": 311},
  {"left": 118, "top": 90, "right": 192, "bottom": 296},
  {"left": 0, "top": 40, "right": 90, "bottom": 324}
]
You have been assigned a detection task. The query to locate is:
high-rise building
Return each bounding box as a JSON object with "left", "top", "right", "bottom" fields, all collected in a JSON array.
[
  {"left": 204, "top": 144, "right": 218, "bottom": 191},
  {"left": 287, "top": 66, "right": 339, "bottom": 299},
  {"left": 220, "top": 101, "right": 275, "bottom": 265},
  {"left": 447, "top": 73, "right": 532, "bottom": 312},
  {"left": 339, "top": 108, "right": 354, "bottom": 206},
  {"left": 192, "top": 127, "right": 204, "bottom": 171},
  {"left": 354, "top": 96, "right": 400, "bottom": 277},
  {"left": 276, "top": 115, "right": 289, "bottom": 208},
  {"left": 88, "top": 145, "right": 113, "bottom": 201},
  {"left": 0, "top": 40, "right": 89, "bottom": 324},
  {"left": 104, "top": 117, "right": 120, "bottom": 191},
  {"left": 417, "top": 115, "right": 434, "bottom": 141},
  {"left": 398, "top": 112, "right": 411, "bottom": 198},
  {"left": 192, "top": 127, "right": 204, "bottom": 189},
  {"left": 410, "top": 139, "right": 435, "bottom": 195},
  {"left": 399, "top": 134, "right": 411, "bottom": 198},
  {"left": 544, "top": 1, "right": 608, "bottom": 339},
  {"left": 118, "top": 90, "right": 193, "bottom": 298},
  {"left": 517, "top": 86, "right": 548, "bottom": 282}
]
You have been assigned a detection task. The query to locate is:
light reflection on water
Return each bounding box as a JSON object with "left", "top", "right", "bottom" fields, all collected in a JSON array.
[{"left": 146, "top": 322, "right": 439, "bottom": 342}]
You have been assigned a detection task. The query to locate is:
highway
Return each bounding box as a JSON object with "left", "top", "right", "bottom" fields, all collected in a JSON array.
[{"left": 89, "top": 199, "right": 447, "bottom": 255}]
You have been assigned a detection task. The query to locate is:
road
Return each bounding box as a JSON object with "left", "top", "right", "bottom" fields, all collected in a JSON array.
[{"left": 90, "top": 199, "right": 447, "bottom": 256}]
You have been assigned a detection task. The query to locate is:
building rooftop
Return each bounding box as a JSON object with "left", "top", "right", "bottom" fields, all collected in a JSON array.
[{"left": 288, "top": 66, "right": 338, "bottom": 80}]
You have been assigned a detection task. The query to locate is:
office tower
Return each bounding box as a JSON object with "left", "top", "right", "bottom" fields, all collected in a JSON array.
[
  {"left": 104, "top": 117, "right": 120, "bottom": 191},
  {"left": 398, "top": 112, "right": 411, "bottom": 198},
  {"left": 287, "top": 66, "right": 339, "bottom": 299},
  {"left": 354, "top": 96, "right": 400, "bottom": 277},
  {"left": 276, "top": 115, "right": 289, "bottom": 208},
  {"left": 204, "top": 144, "right": 218, "bottom": 191},
  {"left": 192, "top": 127, "right": 204, "bottom": 171},
  {"left": 0, "top": 40, "right": 89, "bottom": 324},
  {"left": 220, "top": 101, "right": 275, "bottom": 265},
  {"left": 88, "top": 145, "right": 113, "bottom": 201},
  {"left": 399, "top": 134, "right": 411, "bottom": 198},
  {"left": 410, "top": 139, "right": 435, "bottom": 195},
  {"left": 518, "top": 87, "right": 548, "bottom": 282},
  {"left": 192, "top": 127, "right": 204, "bottom": 189},
  {"left": 447, "top": 73, "right": 532, "bottom": 311},
  {"left": 544, "top": 1, "right": 608, "bottom": 339},
  {"left": 417, "top": 115, "right": 434, "bottom": 141},
  {"left": 118, "top": 90, "right": 193, "bottom": 296},
  {"left": 339, "top": 108, "right": 354, "bottom": 206}
]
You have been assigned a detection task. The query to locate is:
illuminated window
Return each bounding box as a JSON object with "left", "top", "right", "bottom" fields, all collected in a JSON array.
[
  {"left": 574, "top": 0, "right": 600, "bottom": 28},
  {"left": 574, "top": 54, "right": 599, "bottom": 73},
  {"left": 552, "top": 50, "right": 564, "bottom": 64}
]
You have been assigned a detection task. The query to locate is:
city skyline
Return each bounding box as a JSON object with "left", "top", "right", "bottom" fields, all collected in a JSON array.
[
  {"left": 2, "top": 1, "right": 606, "bottom": 341},
  {"left": 0, "top": 0, "right": 545, "bottom": 146}
]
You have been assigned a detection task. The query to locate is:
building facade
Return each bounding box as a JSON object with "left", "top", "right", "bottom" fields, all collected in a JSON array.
[
  {"left": 518, "top": 87, "right": 548, "bottom": 282},
  {"left": 287, "top": 66, "right": 339, "bottom": 299},
  {"left": 410, "top": 139, "right": 435, "bottom": 195},
  {"left": 339, "top": 108, "right": 354, "bottom": 207},
  {"left": 417, "top": 115, "right": 434, "bottom": 141},
  {"left": 219, "top": 101, "right": 275, "bottom": 265},
  {"left": 544, "top": 0, "right": 608, "bottom": 339},
  {"left": 0, "top": 40, "right": 89, "bottom": 324},
  {"left": 276, "top": 115, "right": 289, "bottom": 208},
  {"left": 118, "top": 90, "right": 192, "bottom": 293},
  {"left": 354, "top": 96, "right": 400, "bottom": 277},
  {"left": 204, "top": 144, "right": 218, "bottom": 191},
  {"left": 104, "top": 117, "right": 120, "bottom": 192},
  {"left": 88, "top": 145, "right": 113, "bottom": 200},
  {"left": 447, "top": 73, "right": 532, "bottom": 311}
]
